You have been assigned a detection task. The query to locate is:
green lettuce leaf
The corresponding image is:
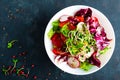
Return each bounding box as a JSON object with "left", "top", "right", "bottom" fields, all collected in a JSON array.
[
  {"left": 52, "top": 20, "right": 59, "bottom": 31},
  {"left": 99, "top": 47, "right": 109, "bottom": 54},
  {"left": 47, "top": 20, "right": 59, "bottom": 39},
  {"left": 47, "top": 28, "right": 55, "bottom": 39},
  {"left": 80, "top": 61, "right": 93, "bottom": 71},
  {"left": 60, "top": 24, "right": 69, "bottom": 37}
]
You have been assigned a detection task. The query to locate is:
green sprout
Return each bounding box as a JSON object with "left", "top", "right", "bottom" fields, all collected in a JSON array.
[
  {"left": 2, "top": 68, "right": 8, "bottom": 75},
  {"left": 10, "top": 59, "right": 18, "bottom": 73},
  {"left": 7, "top": 40, "right": 18, "bottom": 48},
  {"left": 16, "top": 67, "right": 24, "bottom": 74},
  {"left": 2, "top": 66, "right": 11, "bottom": 75}
]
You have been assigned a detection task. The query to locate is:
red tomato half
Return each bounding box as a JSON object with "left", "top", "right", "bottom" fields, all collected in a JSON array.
[
  {"left": 51, "top": 33, "right": 64, "bottom": 48},
  {"left": 52, "top": 48, "right": 68, "bottom": 55}
]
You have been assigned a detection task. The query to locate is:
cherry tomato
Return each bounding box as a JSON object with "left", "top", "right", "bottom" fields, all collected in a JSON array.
[
  {"left": 51, "top": 33, "right": 64, "bottom": 48},
  {"left": 67, "top": 56, "right": 80, "bottom": 68},
  {"left": 52, "top": 48, "right": 68, "bottom": 55}
]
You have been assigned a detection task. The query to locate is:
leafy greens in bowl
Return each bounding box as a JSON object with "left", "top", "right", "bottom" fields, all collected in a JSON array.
[{"left": 44, "top": 5, "right": 115, "bottom": 75}]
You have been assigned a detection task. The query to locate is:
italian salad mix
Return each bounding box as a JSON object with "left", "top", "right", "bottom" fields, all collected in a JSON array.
[{"left": 47, "top": 8, "right": 111, "bottom": 71}]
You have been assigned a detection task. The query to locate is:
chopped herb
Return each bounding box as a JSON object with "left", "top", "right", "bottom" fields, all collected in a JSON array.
[{"left": 7, "top": 40, "right": 18, "bottom": 48}]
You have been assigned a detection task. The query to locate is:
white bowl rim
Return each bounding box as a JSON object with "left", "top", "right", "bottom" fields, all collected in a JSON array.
[{"left": 44, "top": 5, "right": 115, "bottom": 75}]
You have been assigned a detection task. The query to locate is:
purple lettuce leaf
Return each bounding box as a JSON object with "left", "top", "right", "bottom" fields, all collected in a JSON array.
[
  {"left": 89, "top": 51, "right": 101, "bottom": 67},
  {"left": 74, "top": 8, "right": 92, "bottom": 21}
]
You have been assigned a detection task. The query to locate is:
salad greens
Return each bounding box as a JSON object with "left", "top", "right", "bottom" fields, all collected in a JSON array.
[
  {"left": 60, "top": 23, "right": 70, "bottom": 37},
  {"left": 52, "top": 20, "right": 59, "bottom": 31},
  {"left": 47, "top": 28, "right": 55, "bottom": 39},
  {"left": 48, "top": 20, "right": 59, "bottom": 38},
  {"left": 80, "top": 61, "right": 93, "bottom": 71},
  {"left": 66, "top": 23, "right": 95, "bottom": 55},
  {"left": 99, "top": 47, "right": 110, "bottom": 54}
]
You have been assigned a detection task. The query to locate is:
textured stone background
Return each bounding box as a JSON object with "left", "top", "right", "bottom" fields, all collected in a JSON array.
[{"left": 0, "top": 0, "right": 119, "bottom": 80}]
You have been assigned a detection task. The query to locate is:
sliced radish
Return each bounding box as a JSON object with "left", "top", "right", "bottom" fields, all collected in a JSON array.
[
  {"left": 59, "top": 15, "right": 69, "bottom": 22},
  {"left": 67, "top": 57, "right": 80, "bottom": 68}
]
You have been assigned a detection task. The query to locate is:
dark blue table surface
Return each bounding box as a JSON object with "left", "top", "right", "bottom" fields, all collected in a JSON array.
[{"left": 0, "top": 0, "right": 119, "bottom": 80}]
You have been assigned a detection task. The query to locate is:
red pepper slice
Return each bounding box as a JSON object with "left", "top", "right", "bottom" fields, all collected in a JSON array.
[
  {"left": 59, "top": 20, "right": 69, "bottom": 28},
  {"left": 60, "top": 33, "right": 66, "bottom": 42},
  {"left": 68, "top": 23, "right": 76, "bottom": 30},
  {"left": 75, "top": 16, "right": 84, "bottom": 22}
]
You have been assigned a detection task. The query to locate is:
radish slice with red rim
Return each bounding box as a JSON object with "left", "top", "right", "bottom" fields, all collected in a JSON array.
[
  {"left": 59, "top": 15, "right": 70, "bottom": 22},
  {"left": 67, "top": 56, "right": 80, "bottom": 68}
]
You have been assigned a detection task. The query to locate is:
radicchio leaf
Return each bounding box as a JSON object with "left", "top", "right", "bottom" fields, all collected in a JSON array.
[
  {"left": 89, "top": 51, "right": 101, "bottom": 67},
  {"left": 88, "top": 16, "right": 111, "bottom": 50},
  {"left": 88, "top": 17, "right": 100, "bottom": 29},
  {"left": 74, "top": 8, "right": 92, "bottom": 20},
  {"left": 68, "top": 16, "right": 78, "bottom": 25},
  {"left": 94, "top": 26, "right": 111, "bottom": 50},
  {"left": 84, "top": 8, "right": 92, "bottom": 19},
  {"left": 74, "top": 9, "right": 86, "bottom": 17}
]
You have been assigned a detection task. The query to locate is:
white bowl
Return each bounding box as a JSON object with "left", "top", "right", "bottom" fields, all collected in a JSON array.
[{"left": 44, "top": 5, "right": 115, "bottom": 75}]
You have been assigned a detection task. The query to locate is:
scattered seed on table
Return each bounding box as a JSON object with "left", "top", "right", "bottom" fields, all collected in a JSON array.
[
  {"left": 12, "top": 55, "right": 16, "bottom": 58},
  {"left": 1, "top": 54, "right": 4, "bottom": 57},
  {"left": 33, "top": 75, "right": 37, "bottom": 80},
  {"left": 31, "top": 64, "right": 35, "bottom": 68},
  {"left": 2, "top": 27, "right": 6, "bottom": 30},
  {"left": 55, "top": 77, "right": 58, "bottom": 79},
  {"left": 48, "top": 73, "right": 51, "bottom": 76}
]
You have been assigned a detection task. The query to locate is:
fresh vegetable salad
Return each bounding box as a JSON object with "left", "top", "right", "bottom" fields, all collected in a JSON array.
[{"left": 47, "top": 8, "right": 111, "bottom": 71}]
